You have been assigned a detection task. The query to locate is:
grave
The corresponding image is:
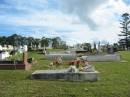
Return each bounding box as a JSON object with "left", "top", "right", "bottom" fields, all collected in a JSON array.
[
  {"left": 44, "top": 54, "right": 76, "bottom": 60},
  {"left": 0, "top": 61, "right": 26, "bottom": 70},
  {"left": 31, "top": 69, "right": 99, "bottom": 81},
  {"left": 82, "top": 54, "right": 121, "bottom": 61},
  {"left": 0, "top": 45, "right": 31, "bottom": 70}
]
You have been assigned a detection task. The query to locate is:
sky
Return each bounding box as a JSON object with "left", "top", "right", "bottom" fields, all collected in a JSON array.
[{"left": 0, "top": 0, "right": 130, "bottom": 45}]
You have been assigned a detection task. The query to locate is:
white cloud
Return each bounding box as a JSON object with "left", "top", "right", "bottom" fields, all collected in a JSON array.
[{"left": 57, "top": 0, "right": 107, "bottom": 29}]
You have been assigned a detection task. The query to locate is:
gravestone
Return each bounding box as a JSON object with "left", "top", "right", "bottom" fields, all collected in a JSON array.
[
  {"left": 31, "top": 69, "right": 99, "bottom": 81},
  {"left": 45, "top": 54, "right": 76, "bottom": 60},
  {"left": 82, "top": 54, "right": 120, "bottom": 61},
  {"left": 107, "top": 47, "right": 114, "bottom": 54}
]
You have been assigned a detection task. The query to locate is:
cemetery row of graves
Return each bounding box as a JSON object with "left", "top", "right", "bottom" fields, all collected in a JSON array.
[
  {"left": 0, "top": 42, "right": 120, "bottom": 71},
  {"left": 0, "top": 41, "right": 129, "bottom": 96}
]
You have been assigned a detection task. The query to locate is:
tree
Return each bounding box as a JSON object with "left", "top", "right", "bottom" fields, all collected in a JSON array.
[
  {"left": 113, "top": 43, "right": 119, "bottom": 52},
  {"left": 0, "top": 34, "right": 69, "bottom": 50},
  {"left": 52, "top": 37, "right": 61, "bottom": 49},
  {"left": 119, "top": 13, "right": 130, "bottom": 50},
  {"left": 82, "top": 43, "right": 91, "bottom": 52},
  {"left": 93, "top": 42, "right": 97, "bottom": 50},
  {"left": 34, "top": 38, "right": 41, "bottom": 50},
  {"left": 27, "top": 37, "right": 35, "bottom": 50},
  {"left": 41, "top": 37, "right": 50, "bottom": 47},
  {"left": 59, "top": 41, "right": 68, "bottom": 49},
  {"left": 0, "top": 36, "right": 7, "bottom": 46},
  {"left": 7, "top": 34, "right": 22, "bottom": 46}
]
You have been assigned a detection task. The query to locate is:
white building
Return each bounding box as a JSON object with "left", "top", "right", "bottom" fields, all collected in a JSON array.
[
  {"left": 7, "top": 45, "right": 14, "bottom": 50},
  {"left": 0, "top": 45, "right": 2, "bottom": 51},
  {"left": 0, "top": 45, "right": 14, "bottom": 51},
  {"left": 0, "top": 51, "right": 10, "bottom": 60}
]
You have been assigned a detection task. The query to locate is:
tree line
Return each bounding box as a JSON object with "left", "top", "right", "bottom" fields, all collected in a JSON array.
[{"left": 0, "top": 34, "right": 68, "bottom": 50}]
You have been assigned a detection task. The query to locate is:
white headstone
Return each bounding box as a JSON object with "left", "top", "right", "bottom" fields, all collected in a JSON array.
[{"left": 23, "top": 45, "right": 28, "bottom": 52}]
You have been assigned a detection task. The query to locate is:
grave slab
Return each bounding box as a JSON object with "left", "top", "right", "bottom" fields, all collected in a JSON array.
[
  {"left": 31, "top": 69, "right": 99, "bottom": 81},
  {"left": 44, "top": 54, "right": 76, "bottom": 60},
  {"left": 82, "top": 54, "right": 120, "bottom": 61}
]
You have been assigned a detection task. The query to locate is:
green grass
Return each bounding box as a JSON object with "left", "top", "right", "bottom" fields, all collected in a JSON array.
[{"left": 0, "top": 51, "right": 130, "bottom": 97}]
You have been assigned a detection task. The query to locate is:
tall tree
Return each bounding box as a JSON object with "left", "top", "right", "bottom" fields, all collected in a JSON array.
[
  {"left": 41, "top": 37, "right": 50, "bottom": 47},
  {"left": 27, "top": 37, "right": 35, "bottom": 49},
  {"left": 52, "top": 37, "right": 61, "bottom": 49},
  {"left": 8, "top": 34, "right": 21, "bottom": 46},
  {"left": 93, "top": 42, "right": 97, "bottom": 50},
  {"left": 0, "top": 36, "right": 7, "bottom": 46},
  {"left": 34, "top": 38, "right": 41, "bottom": 50},
  {"left": 82, "top": 43, "right": 91, "bottom": 52},
  {"left": 119, "top": 13, "right": 130, "bottom": 50}
]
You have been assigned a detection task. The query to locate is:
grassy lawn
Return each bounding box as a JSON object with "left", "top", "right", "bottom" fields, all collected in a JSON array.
[{"left": 0, "top": 50, "right": 130, "bottom": 97}]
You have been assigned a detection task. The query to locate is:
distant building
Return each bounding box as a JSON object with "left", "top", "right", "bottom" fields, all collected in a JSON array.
[
  {"left": 0, "top": 45, "right": 2, "bottom": 51},
  {"left": 0, "top": 51, "right": 10, "bottom": 60},
  {"left": 0, "top": 45, "right": 13, "bottom": 51}
]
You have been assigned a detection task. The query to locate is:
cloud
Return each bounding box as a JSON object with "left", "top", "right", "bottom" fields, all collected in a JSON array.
[{"left": 57, "top": 0, "right": 107, "bottom": 30}]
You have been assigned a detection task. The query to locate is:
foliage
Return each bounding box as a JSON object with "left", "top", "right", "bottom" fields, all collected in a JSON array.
[
  {"left": 0, "top": 34, "right": 67, "bottom": 50},
  {"left": 82, "top": 43, "right": 92, "bottom": 52},
  {"left": 119, "top": 13, "right": 130, "bottom": 50}
]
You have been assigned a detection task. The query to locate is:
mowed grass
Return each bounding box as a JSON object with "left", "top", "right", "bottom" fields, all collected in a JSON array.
[{"left": 0, "top": 51, "right": 130, "bottom": 97}]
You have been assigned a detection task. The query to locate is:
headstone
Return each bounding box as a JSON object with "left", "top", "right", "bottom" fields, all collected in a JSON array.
[{"left": 107, "top": 46, "right": 114, "bottom": 54}]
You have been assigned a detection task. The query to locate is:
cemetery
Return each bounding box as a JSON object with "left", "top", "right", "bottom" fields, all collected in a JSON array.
[
  {"left": 0, "top": 37, "right": 129, "bottom": 97},
  {"left": 0, "top": 47, "right": 129, "bottom": 97},
  {"left": 0, "top": 1, "right": 130, "bottom": 96}
]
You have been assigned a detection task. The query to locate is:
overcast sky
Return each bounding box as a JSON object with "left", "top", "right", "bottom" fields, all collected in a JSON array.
[{"left": 0, "top": 0, "right": 130, "bottom": 45}]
